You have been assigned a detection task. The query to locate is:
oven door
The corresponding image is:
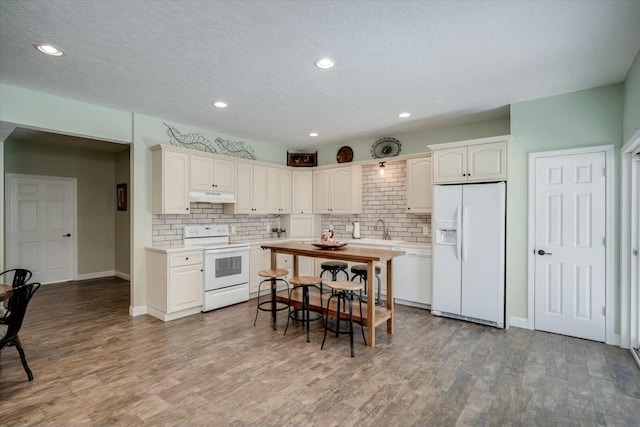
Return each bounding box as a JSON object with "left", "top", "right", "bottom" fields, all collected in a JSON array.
[{"left": 204, "top": 247, "right": 249, "bottom": 291}]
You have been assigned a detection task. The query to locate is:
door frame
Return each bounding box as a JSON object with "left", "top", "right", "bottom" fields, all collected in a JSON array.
[
  {"left": 621, "top": 129, "right": 640, "bottom": 356},
  {"left": 527, "top": 144, "right": 615, "bottom": 344},
  {"left": 5, "top": 173, "right": 78, "bottom": 283}
]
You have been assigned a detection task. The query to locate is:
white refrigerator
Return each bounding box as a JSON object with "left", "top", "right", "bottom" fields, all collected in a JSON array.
[{"left": 431, "top": 182, "right": 506, "bottom": 327}]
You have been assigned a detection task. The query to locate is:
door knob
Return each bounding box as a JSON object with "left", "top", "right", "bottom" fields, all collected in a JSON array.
[
  {"left": 63, "top": 233, "right": 71, "bottom": 237},
  {"left": 537, "top": 249, "right": 552, "bottom": 256}
]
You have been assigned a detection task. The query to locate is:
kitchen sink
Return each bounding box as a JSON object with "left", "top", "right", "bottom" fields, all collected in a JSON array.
[{"left": 348, "top": 238, "right": 406, "bottom": 246}]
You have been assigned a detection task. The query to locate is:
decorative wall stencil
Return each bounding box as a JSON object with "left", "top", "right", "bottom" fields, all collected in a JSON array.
[{"left": 163, "top": 122, "right": 257, "bottom": 160}]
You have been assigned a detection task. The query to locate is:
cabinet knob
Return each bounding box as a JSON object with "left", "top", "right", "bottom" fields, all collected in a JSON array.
[
  {"left": 407, "top": 207, "right": 411, "bottom": 210},
  {"left": 185, "top": 257, "right": 189, "bottom": 260},
  {"left": 186, "top": 207, "right": 189, "bottom": 211}
]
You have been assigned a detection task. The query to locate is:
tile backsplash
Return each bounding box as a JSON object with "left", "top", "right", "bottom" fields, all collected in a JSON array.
[
  {"left": 152, "top": 158, "right": 430, "bottom": 244},
  {"left": 321, "top": 160, "right": 431, "bottom": 243}
]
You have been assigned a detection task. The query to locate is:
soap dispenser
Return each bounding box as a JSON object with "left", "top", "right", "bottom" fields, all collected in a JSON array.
[{"left": 352, "top": 221, "right": 361, "bottom": 239}]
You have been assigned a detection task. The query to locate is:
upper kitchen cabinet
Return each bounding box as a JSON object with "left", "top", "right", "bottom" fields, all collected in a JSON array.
[
  {"left": 429, "top": 136, "right": 509, "bottom": 184},
  {"left": 406, "top": 157, "right": 432, "bottom": 213},
  {"left": 190, "top": 153, "right": 236, "bottom": 193},
  {"left": 267, "top": 167, "right": 291, "bottom": 214},
  {"left": 151, "top": 145, "right": 190, "bottom": 214},
  {"left": 291, "top": 170, "right": 313, "bottom": 214},
  {"left": 224, "top": 162, "right": 267, "bottom": 214},
  {"left": 313, "top": 165, "right": 362, "bottom": 214}
]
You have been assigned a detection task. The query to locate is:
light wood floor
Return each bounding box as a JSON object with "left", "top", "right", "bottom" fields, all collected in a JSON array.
[{"left": 1, "top": 278, "right": 639, "bottom": 426}]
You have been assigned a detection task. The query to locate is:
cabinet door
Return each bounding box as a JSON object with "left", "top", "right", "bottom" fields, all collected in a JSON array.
[
  {"left": 267, "top": 167, "right": 280, "bottom": 214},
  {"left": 190, "top": 154, "right": 214, "bottom": 191},
  {"left": 213, "top": 158, "right": 236, "bottom": 192},
  {"left": 163, "top": 151, "right": 190, "bottom": 214},
  {"left": 406, "top": 158, "right": 432, "bottom": 213},
  {"left": 433, "top": 147, "right": 467, "bottom": 184},
  {"left": 278, "top": 169, "right": 291, "bottom": 213},
  {"left": 467, "top": 141, "right": 506, "bottom": 181},
  {"left": 249, "top": 246, "right": 265, "bottom": 294},
  {"left": 292, "top": 170, "right": 313, "bottom": 213},
  {"left": 313, "top": 170, "right": 332, "bottom": 213},
  {"left": 252, "top": 165, "right": 268, "bottom": 214},
  {"left": 331, "top": 168, "right": 352, "bottom": 214},
  {"left": 236, "top": 162, "right": 253, "bottom": 214},
  {"left": 169, "top": 265, "right": 203, "bottom": 312}
]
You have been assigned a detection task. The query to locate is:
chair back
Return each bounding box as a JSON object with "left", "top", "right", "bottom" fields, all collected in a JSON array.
[
  {"left": 1, "top": 282, "right": 40, "bottom": 323},
  {"left": 1, "top": 283, "right": 37, "bottom": 344},
  {"left": 0, "top": 268, "right": 33, "bottom": 288}
]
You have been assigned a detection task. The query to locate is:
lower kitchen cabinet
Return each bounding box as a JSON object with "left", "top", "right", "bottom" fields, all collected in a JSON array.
[
  {"left": 146, "top": 249, "right": 204, "bottom": 321},
  {"left": 249, "top": 244, "right": 315, "bottom": 296}
]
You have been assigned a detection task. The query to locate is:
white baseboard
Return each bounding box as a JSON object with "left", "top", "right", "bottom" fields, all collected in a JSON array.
[
  {"left": 607, "top": 333, "right": 621, "bottom": 347},
  {"left": 508, "top": 316, "right": 530, "bottom": 330},
  {"left": 146, "top": 305, "right": 200, "bottom": 321},
  {"left": 129, "top": 305, "right": 147, "bottom": 316},
  {"left": 115, "top": 271, "right": 130, "bottom": 281},
  {"left": 75, "top": 270, "right": 115, "bottom": 281}
]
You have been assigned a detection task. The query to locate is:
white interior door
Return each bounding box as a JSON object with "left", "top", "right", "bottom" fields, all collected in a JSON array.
[
  {"left": 533, "top": 152, "right": 606, "bottom": 341},
  {"left": 6, "top": 174, "right": 76, "bottom": 284},
  {"left": 633, "top": 157, "right": 640, "bottom": 350}
]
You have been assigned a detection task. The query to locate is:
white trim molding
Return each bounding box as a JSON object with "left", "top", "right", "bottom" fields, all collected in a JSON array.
[
  {"left": 129, "top": 305, "right": 147, "bottom": 317},
  {"left": 509, "top": 316, "right": 530, "bottom": 330},
  {"left": 528, "top": 145, "right": 615, "bottom": 344},
  {"left": 620, "top": 129, "right": 640, "bottom": 350},
  {"left": 115, "top": 271, "right": 131, "bottom": 281},
  {"left": 75, "top": 270, "right": 117, "bottom": 281}
]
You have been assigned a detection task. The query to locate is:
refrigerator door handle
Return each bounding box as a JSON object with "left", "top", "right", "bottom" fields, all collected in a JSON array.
[
  {"left": 455, "top": 206, "right": 462, "bottom": 261},
  {"left": 462, "top": 205, "right": 469, "bottom": 261}
]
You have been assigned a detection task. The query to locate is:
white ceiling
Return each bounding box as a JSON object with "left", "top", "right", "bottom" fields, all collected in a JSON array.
[{"left": 1, "top": 0, "right": 639, "bottom": 149}]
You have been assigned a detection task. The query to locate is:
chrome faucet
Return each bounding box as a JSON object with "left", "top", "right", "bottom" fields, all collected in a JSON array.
[{"left": 374, "top": 219, "right": 390, "bottom": 240}]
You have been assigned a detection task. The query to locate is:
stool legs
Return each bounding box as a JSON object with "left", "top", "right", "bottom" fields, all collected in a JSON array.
[
  {"left": 321, "top": 290, "right": 366, "bottom": 357},
  {"left": 254, "top": 277, "right": 288, "bottom": 329}
]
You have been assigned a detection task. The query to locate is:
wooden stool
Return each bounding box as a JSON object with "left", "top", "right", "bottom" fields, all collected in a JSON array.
[
  {"left": 254, "top": 269, "right": 289, "bottom": 330},
  {"left": 322, "top": 281, "right": 367, "bottom": 357},
  {"left": 320, "top": 261, "right": 349, "bottom": 282},
  {"left": 350, "top": 264, "right": 382, "bottom": 306},
  {"left": 285, "top": 276, "right": 323, "bottom": 343}
]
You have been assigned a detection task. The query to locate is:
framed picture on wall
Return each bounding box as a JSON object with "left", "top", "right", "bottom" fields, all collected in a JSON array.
[
  {"left": 287, "top": 151, "right": 317, "bottom": 167},
  {"left": 117, "top": 183, "right": 127, "bottom": 211}
]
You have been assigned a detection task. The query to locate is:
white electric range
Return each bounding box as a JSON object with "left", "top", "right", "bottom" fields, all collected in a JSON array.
[{"left": 183, "top": 224, "right": 250, "bottom": 312}]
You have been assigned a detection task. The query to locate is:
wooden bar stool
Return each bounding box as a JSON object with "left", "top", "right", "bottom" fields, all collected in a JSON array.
[
  {"left": 254, "top": 269, "right": 289, "bottom": 330},
  {"left": 285, "top": 276, "right": 323, "bottom": 343},
  {"left": 321, "top": 281, "right": 367, "bottom": 357},
  {"left": 350, "top": 264, "right": 382, "bottom": 305}
]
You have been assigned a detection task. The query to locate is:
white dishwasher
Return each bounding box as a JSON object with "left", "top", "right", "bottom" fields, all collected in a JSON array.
[{"left": 392, "top": 246, "right": 432, "bottom": 310}]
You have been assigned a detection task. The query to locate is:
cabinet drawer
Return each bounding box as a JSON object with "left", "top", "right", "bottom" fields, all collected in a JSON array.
[
  {"left": 277, "top": 254, "right": 293, "bottom": 268},
  {"left": 170, "top": 251, "right": 203, "bottom": 267}
]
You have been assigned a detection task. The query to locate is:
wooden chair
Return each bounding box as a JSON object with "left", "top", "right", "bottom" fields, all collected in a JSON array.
[{"left": 0, "top": 282, "right": 40, "bottom": 381}]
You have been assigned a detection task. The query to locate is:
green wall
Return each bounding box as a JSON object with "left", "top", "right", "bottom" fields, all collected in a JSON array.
[
  {"left": 115, "top": 150, "right": 131, "bottom": 276},
  {"left": 623, "top": 49, "right": 640, "bottom": 143},
  {"left": 509, "top": 85, "right": 624, "bottom": 331},
  {"left": 317, "top": 117, "right": 510, "bottom": 165},
  {"left": 4, "top": 139, "right": 118, "bottom": 275}
]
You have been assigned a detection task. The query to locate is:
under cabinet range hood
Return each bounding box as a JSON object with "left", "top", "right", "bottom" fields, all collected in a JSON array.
[{"left": 189, "top": 191, "right": 236, "bottom": 204}]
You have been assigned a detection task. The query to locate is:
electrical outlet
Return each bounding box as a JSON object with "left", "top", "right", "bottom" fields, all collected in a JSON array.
[
  {"left": 422, "top": 226, "right": 429, "bottom": 236},
  {"left": 265, "top": 223, "right": 271, "bottom": 233},
  {"left": 231, "top": 226, "right": 237, "bottom": 234}
]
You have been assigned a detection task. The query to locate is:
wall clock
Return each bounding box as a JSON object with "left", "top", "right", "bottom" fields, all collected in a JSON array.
[{"left": 371, "top": 137, "right": 401, "bottom": 158}]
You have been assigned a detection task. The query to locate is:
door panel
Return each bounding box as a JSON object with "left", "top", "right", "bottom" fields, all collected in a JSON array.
[
  {"left": 431, "top": 185, "right": 462, "bottom": 315},
  {"left": 7, "top": 175, "right": 75, "bottom": 283},
  {"left": 460, "top": 182, "right": 505, "bottom": 324},
  {"left": 534, "top": 152, "right": 606, "bottom": 341}
]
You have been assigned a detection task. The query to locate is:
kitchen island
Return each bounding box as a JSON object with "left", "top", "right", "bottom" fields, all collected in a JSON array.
[{"left": 260, "top": 241, "right": 405, "bottom": 347}]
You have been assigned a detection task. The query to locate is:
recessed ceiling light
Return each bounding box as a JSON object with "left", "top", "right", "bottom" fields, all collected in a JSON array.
[
  {"left": 398, "top": 112, "right": 411, "bottom": 118},
  {"left": 315, "top": 58, "right": 335, "bottom": 69},
  {"left": 213, "top": 101, "right": 227, "bottom": 108},
  {"left": 34, "top": 43, "right": 63, "bottom": 56},
  {"left": 309, "top": 132, "right": 319, "bottom": 137}
]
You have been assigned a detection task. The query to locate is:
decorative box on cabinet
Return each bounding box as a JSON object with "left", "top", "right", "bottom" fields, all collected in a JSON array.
[
  {"left": 429, "top": 136, "right": 509, "bottom": 184},
  {"left": 312, "top": 165, "right": 362, "bottom": 214},
  {"left": 146, "top": 249, "right": 204, "bottom": 321},
  {"left": 224, "top": 163, "right": 267, "bottom": 214},
  {"left": 406, "top": 157, "right": 432, "bottom": 213},
  {"left": 190, "top": 153, "right": 236, "bottom": 193},
  {"left": 151, "top": 145, "right": 190, "bottom": 214}
]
